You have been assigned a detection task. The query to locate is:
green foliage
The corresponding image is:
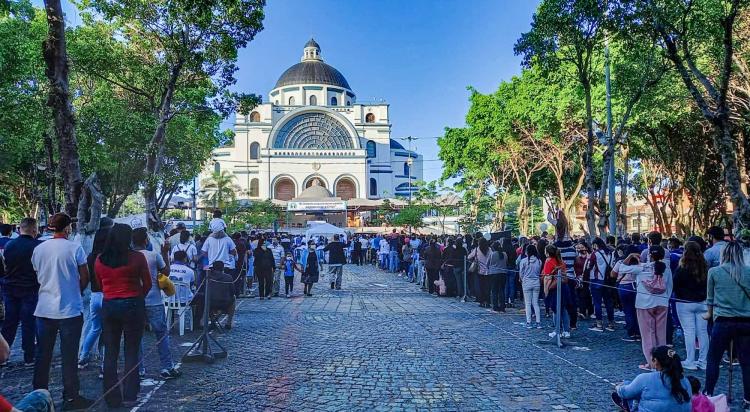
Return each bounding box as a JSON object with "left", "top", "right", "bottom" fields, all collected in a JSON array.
[
  {"left": 200, "top": 171, "right": 240, "bottom": 210},
  {"left": 392, "top": 203, "right": 427, "bottom": 229}
]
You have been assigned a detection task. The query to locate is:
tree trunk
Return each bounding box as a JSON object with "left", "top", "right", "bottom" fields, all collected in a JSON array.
[
  {"left": 715, "top": 115, "right": 750, "bottom": 231},
  {"left": 583, "top": 88, "right": 598, "bottom": 239},
  {"left": 43, "top": 0, "right": 82, "bottom": 218}
]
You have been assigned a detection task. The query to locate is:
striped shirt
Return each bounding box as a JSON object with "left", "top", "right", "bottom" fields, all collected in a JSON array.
[{"left": 554, "top": 240, "right": 577, "bottom": 279}]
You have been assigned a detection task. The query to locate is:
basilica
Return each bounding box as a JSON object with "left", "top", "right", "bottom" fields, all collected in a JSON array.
[{"left": 207, "top": 39, "right": 423, "bottom": 205}]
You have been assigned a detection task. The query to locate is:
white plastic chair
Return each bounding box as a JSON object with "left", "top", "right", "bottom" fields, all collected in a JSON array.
[{"left": 163, "top": 279, "right": 193, "bottom": 336}]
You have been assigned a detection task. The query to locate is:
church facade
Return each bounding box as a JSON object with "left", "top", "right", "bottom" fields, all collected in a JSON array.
[{"left": 207, "top": 39, "right": 423, "bottom": 203}]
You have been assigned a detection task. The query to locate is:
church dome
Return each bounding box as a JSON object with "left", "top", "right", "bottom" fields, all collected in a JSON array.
[
  {"left": 274, "top": 39, "right": 352, "bottom": 90},
  {"left": 297, "top": 181, "right": 334, "bottom": 199}
]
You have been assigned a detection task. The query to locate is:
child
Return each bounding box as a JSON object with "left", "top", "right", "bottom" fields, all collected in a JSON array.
[
  {"left": 283, "top": 253, "right": 296, "bottom": 298},
  {"left": 688, "top": 376, "right": 715, "bottom": 412}
]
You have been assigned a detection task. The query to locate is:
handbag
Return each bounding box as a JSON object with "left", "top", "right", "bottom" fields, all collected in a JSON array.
[
  {"left": 468, "top": 260, "right": 478, "bottom": 274},
  {"left": 158, "top": 273, "right": 176, "bottom": 297}
]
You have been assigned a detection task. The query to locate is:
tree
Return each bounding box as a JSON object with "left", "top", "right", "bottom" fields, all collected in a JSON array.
[
  {"left": 515, "top": 0, "right": 608, "bottom": 237},
  {"left": 225, "top": 199, "right": 277, "bottom": 231},
  {"left": 42, "top": 0, "right": 83, "bottom": 217},
  {"left": 200, "top": 171, "right": 240, "bottom": 211},
  {"left": 78, "top": 0, "right": 265, "bottom": 228},
  {"left": 615, "top": 0, "right": 750, "bottom": 231},
  {"left": 392, "top": 203, "right": 427, "bottom": 232}
]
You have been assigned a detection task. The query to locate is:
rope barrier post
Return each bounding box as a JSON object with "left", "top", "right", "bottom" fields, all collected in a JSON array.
[
  {"left": 555, "top": 269, "right": 562, "bottom": 348},
  {"left": 183, "top": 270, "right": 228, "bottom": 364},
  {"left": 463, "top": 256, "right": 468, "bottom": 303}
]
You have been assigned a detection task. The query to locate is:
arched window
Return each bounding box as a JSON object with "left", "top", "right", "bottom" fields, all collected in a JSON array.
[
  {"left": 346, "top": 100, "right": 351, "bottom": 106},
  {"left": 365, "top": 113, "right": 375, "bottom": 123},
  {"left": 249, "top": 178, "right": 259, "bottom": 197},
  {"left": 309, "top": 95, "right": 317, "bottom": 105},
  {"left": 288, "top": 96, "right": 295, "bottom": 105},
  {"left": 274, "top": 100, "right": 279, "bottom": 105},
  {"left": 249, "top": 142, "right": 260, "bottom": 159},
  {"left": 369, "top": 178, "right": 377, "bottom": 197},
  {"left": 249, "top": 111, "right": 260, "bottom": 122},
  {"left": 214, "top": 162, "right": 220, "bottom": 174},
  {"left": 403, "top": 162, "right": 410, "bottom": 176},
  {"left": 330, "top": 96, "right": 338, "bottom": 106},
  {"left": 366, "top": 140, "right": 376, "bottom": 158}
]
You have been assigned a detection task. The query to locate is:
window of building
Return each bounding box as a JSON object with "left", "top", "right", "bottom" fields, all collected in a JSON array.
[
  {"left": 365, "top": 113, "right": 375, "bottom": 123},
  {"left": 330, "top": 96, "right": 338, "bottom": 106},
  {"left": 214, "top": 162, "right": 220, "bottom": 174},
  {"left": 369, "top": 178, "right": 377, "bottom": 197},
  {"left": 366, "top": 140, "right": 376, "bottom": 158},
  {"left": 249, "top": 178, "right": 259, "bottom": 197},
  {"left": 403, "top": 162, "right": 410, "bottom": 176},
  {"left": 249, "top": 111, "right": 260, "bottom": 122},
  {"left": 346, "top": 100, "right": 351, "bottom": 106},
  {"left": 288, "top": 96, "right": 295, "bottom": 105},
  {"left": 249, "top": 142, "right": 260, "bottom": 159},
  {"left": 275, "top": 100, "right": 279, "bottom": 105},
  {"left": 309, "top": 95, "right": 317, "bottom": 105}
]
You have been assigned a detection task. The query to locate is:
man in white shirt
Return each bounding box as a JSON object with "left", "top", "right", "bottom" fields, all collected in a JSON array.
[
  {"left": 169, "top": 251, "right": 195, "bottom": 304},
  {"left": 270, "top": 239, "right": 285, "bottom": 296},
  {"left": 200, "top": 220, "right": 237, "bottom": 271},
  {"left": 30, "top": 213, "right": 94, "bottom": 410},
  {"left": 167, "top": 222, "right": 194, "bottom": 249}
]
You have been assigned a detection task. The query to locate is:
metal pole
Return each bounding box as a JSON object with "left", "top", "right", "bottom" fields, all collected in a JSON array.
[
  {"left": 605, "top": 39, "right": 617, "bottom": 237},
  {"left": 463, "top": 256, "right": 468, "bottom": 303},
  {"left": 555, "top": 271, "right": 562, "bottom": 347},
  {"left": 192, "top": 177, "right": 197, "bottom": 229}
]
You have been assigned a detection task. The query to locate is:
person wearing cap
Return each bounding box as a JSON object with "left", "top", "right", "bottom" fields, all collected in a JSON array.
[
  {"left": 167, "top": 222, "right": 194, "bottom": 249},
  {"left": 703, "top": 226, "right": 727, "bottom": 269},
  {"left": 324, "top": 234, "right": 347, "bottom": 290},
  {"left": 30, "top": 213, "right": 94, "bottom": 410},
  {"left": 1, "top": 217, "right": 42, "bottom": 367}
]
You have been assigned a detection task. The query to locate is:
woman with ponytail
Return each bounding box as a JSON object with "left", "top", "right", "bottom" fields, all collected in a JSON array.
[
  {"left": 704, "top": 241, "right": 750, "bottom": 408},
  {"left": 612, "top": 345, "right": 692, "bottom": 412}
]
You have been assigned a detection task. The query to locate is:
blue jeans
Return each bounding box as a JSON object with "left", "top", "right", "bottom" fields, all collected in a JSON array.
[
  {"left": 618, "top": 283, "right": 639, "bottom": 337},
  {"left": 139, "top": 305, "right": 173, "bottom": 372},
  {"left": 505, "top": 271, "right": 516, "bottom": 303},
  {"left": 79, "top": 291, "right": 103, "bottom": 362},
  {"left": 1, "top": 291, "right": 38, "bottom": 363},
  {"left": 14, "top": 389, "right": 54, "bottom": 412},
  {"left": 388, "top": 251, "right": 399, "bottom": 273},
  {"left": 590, "top": 279, "right": 614, "bottom": 322},
  {"left": 453, "top": 267, "right": 466, "bottom": 298},
  {"left": 705, "top": 317, "right": 750, "bottom": 400},
  {"left": 34, "top": 315, "right": 83, "bottom": 400},
  {"left": 550, "top": 284, "right": 570, "bottom": 333}
]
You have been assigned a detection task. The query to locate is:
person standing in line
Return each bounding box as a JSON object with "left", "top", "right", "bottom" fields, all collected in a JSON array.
[
  {"left": 488, "top": 241, "right": 508, "bottom": 313},
  {"left": 352, "top": 236, "right": 362, "bottom": 266},
  {"left": 77, "top": 226, "right": 111, "bottom": 370},
  {"left": 95, "top": 224, "right": 151, "bottom": 408},
  {"left": 298, "top": 241, "right": 320, "bottom": 296},
  {"left": 422, "top": 238, "right": 442, "bottom": 295},
  {"left": 388, "top": 233, "right": 400, "bottom": 273},
  {"left": 519, "top": 245, "right": 542, "bottom": 329},
  {"left": 543, "top": 245, "right": 570, "bottom": 339},
  {"left": 467, "top": 237, "right": 491, "bottom": 308},
  {"left": 132, "top": 228, "right": 180, "bottom": 380},
  {"left": 324, "top": 234, "right": 347, "bottom": 290},
  {"left": 703, "top": 226, "right": 727, "bottom": 269},
  {"left": 672, "top": 240, "right": 709, "bottom": 371},
  {"left": 283, "top": 252, "right": 296, "bottom": 297},
  {"left": 704, "top": 241, "right": 750, "bottom": 407},
  {"left": 587, "top": 238, "right": 616, "bottom": 332},
  {"left": 1, "top": 217, "right": 41, "bottom": 367},
  {"left": 30, "top": 213, "right": 94, "bottom": 410},
  {"left": 402, "top": 240, "right": 413, "bottom": 279},
  {"left": 502, "top": 238, "right": 518, "bottom": 307},
  {"left": 270, "top": 238, "right": 285, "bottom": 297},
  {"left": 254, "top": 240, "right": 276, "bottom": 300}
]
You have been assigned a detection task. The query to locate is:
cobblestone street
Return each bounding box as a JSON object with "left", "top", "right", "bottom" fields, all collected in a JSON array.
[{"left": 1, "top": 264, "right": 741, "bottom": 411}]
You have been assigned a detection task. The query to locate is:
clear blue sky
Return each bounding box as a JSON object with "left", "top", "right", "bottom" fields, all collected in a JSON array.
[{"left": 47, "top": 0, "right": 541, "bottom": 182}]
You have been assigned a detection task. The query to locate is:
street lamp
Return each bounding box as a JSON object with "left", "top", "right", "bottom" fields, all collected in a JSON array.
[{"left": 593, "top": 121, "right": 617, "bottom": 237}]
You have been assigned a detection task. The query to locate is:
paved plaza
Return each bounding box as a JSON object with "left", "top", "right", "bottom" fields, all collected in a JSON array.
[{"left": 1, "top": 264, "right": 742, "bottom": 411}]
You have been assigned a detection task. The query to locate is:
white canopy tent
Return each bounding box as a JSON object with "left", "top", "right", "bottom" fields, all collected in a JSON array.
[{"left": 305, "top": 222, "right": 347, "bottom": 242}]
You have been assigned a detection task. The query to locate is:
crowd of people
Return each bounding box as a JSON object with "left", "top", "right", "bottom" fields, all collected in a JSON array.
[{"left": 2, "top": 207, "right": 750, "bottom": 411}]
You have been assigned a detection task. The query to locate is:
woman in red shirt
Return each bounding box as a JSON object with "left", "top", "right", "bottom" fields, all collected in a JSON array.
[
  {"left": 543, "top": 245, "right": 571, "bottom": 338},
  {"left": 95, "top": 224, "right": 151, "bottom": 408}
]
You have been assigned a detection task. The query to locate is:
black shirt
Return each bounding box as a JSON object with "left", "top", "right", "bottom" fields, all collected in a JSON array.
[
  {"left": 324, "top": 241, "right": 346, "bottom": 264},
  {"left": 672, "top": 266, "right": 708, "bottom": 302},
  {"left": 1, "top": 235, "right": 42, "bottom": 295}
]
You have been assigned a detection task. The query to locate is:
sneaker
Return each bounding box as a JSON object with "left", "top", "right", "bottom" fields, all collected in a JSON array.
[
  {"left": 562, "top": 332, "right": 571, "bottom": 338},
  {"left": 589, "top": 326, "right": 604, "bottom": 332},
  {"left": 605, "top": 324, "right": 615, "bottom": 331},
  {"left": 23, "top": 361, "right": 35, "bottom": 367},
  {"left": 77, "top": 359, "right": 89, "bottom": 370},
  {"left": 681, "top": 361, "right": 698, "bottom": 370},
  {"left": 160, "top": 368, "right": 182, "bottom": 380},
  {"left": 525, "top": 322, "right": 532, "bottom": 329},
  {"left": 548, "top": 331, "right": 558, "bottom": 338},
  {"left": 621, "top": 336, "right": 639, "bottom": 342},
  {"left": 62, "top": 395, "right": 95, "bottom": 411},
  {"left": 536, "top": 323, "right": 542, "bottom": 329}
]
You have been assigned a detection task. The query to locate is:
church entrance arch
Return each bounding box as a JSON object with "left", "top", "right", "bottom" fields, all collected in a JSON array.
[
  {"left": 335, "top": 177, "right": 356, "bottom": 201},
  {"left": 304, "top": 176, "right": 328, "bottom": 189},
  {"left": 274, "top": 177, "right": 296, "bottom": 201}
]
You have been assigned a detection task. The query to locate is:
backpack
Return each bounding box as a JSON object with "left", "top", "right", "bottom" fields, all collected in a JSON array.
[{"left": 596, "top": 251, "right": 615, "bottom": 286}]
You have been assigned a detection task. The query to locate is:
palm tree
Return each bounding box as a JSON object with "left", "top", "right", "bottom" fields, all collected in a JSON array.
[{"left": 201, "top": 171, "right": 240, "bottom": 210}]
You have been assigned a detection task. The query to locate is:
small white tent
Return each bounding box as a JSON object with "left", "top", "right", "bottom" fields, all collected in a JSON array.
[{"left": 305, "top": 222, "right": 346, "bottom": 242}]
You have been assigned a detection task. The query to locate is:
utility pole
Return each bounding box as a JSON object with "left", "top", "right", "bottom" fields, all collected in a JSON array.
[
  {"left": 605, "top": 38, "right": 617, "bottom": 237},
  {"left": 191, "top": 176, "right": 197, "bottom": 229},
  {"left": 401, "top": 136, "right": 417, "bottom": 203}
]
